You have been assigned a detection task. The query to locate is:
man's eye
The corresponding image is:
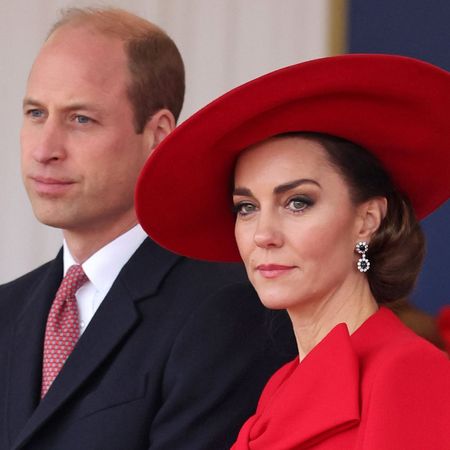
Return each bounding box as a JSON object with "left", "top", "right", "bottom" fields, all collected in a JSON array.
[
  {"left": 27, "top": 109, "right": 44, "bottom": 118},
  {"left": 75, "top": 115, "right": 91, "bottom": 124}
]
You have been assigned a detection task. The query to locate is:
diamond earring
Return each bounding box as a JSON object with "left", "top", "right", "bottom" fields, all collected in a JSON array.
[{"left": 355, "top": 241, "right": 370, "bottom": 272}]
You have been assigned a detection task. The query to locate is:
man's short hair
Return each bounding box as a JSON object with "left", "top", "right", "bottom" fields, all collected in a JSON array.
[{"left": 49, "top": 7, "right": 185, "bottom": 132}]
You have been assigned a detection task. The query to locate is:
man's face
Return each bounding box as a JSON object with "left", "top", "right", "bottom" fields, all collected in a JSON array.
[{"left": 21, "top": 25, "right": 151, "bottom": 237}]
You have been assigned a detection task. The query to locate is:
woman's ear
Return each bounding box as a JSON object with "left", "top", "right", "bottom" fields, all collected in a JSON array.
[
  {"left": 356, "top": 197, "right": 388, "bottom": 241},
  {"left": 142, "top": 109, "right": 176, "bottom": 156}
]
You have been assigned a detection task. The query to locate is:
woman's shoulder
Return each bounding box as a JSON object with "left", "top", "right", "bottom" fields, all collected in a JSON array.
[
  {"left": 361, "top": 308, "right": 449, "bottom": 398},
  {"left": 361, "top": 312, "right": 450, "bottom": 448},
  {"left": 352, "top": 306, "right": 449, "bottom": 406},
  {"left": 373, "top": 307, "right": 447, "bottom": 365},
  {"left": 375, "top": 332, "right": 449, "bottom": 381},
  {"left": 357, "top": 307, "right": 446, "bottom": 362}
]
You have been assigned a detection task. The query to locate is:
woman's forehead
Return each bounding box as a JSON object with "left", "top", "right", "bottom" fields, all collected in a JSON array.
[{"left": 235, "top": 136, "right": 336, "bottom": 179}]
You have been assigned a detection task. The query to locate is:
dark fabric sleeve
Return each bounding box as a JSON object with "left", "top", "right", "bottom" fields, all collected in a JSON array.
[{"left": 147, "top": 282, "right": 296, "bottom": 450}]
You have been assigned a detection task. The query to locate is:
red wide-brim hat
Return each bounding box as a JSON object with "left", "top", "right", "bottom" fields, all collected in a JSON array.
[{"left": 136, "top": 54, "right": 450, "bottom": 262}]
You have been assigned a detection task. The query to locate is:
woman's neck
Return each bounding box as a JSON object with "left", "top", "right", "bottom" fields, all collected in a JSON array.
[{"left": 288, "top": 277, "right": 378, "bottom": 361}]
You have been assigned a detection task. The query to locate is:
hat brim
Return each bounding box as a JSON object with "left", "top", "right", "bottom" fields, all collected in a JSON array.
[{"left": 136, "top": 54, "right": 450, "bottom": 262}]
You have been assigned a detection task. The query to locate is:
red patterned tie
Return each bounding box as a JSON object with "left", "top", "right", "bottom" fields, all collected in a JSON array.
[{"left": 41, "top": 264, "right": 88, "bottom": 398}]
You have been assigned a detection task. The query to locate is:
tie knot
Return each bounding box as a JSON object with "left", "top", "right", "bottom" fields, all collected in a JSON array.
[{"left": 63, "top": 264, "right": 88, "bottom": 294}]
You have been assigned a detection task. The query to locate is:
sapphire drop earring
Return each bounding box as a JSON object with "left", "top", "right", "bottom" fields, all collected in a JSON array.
[{"left": 355, "top": 241, "right": 370, "bottom": 272}]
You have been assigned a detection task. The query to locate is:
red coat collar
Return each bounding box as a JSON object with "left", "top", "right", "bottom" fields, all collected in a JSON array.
[{"left": 233, "top": 308, "right": 401, "bottom": 449}]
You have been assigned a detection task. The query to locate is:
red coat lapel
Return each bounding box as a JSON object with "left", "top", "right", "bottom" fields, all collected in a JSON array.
[{"left": 234, "top": 323, "right": 360, "bottom": 449}]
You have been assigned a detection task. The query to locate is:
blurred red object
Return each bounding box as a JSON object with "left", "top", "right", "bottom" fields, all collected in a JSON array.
[{"left": 437, "top": 306, "right": 450, "bottom": 355}]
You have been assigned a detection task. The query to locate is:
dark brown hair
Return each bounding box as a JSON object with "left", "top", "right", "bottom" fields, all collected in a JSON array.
[
  {"left": 283, "top": 132, "right": 425, "bottom": 303},
  {"left": 48, "top": 7, "right": 185, "bottom": 132}
]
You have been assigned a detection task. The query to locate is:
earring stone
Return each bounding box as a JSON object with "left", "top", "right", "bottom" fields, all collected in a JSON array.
[{"left": 355, "top": 241, "right": 370, "bottom": 272}]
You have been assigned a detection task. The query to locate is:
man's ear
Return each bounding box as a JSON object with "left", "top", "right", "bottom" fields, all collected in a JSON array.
[
  {"left": 142, "top": 109, "right": 176, "bottom": 155},
  {"left": 356, "top": 197, "right": 388, "bottom": 242}
]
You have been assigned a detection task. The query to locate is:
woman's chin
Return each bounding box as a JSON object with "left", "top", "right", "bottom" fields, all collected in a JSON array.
[{"left": 257, "top": 291, "right": 300, "bottom": 311}]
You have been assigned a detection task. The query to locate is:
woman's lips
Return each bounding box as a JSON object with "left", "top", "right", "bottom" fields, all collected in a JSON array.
[{"left": 256, "top": 264, "right": 296, "bottom": 279}]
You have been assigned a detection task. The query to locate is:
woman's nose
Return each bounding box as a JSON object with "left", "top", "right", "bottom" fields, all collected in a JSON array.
[{"left": 253, "top": 213, "right": 283, "bottom": 248}]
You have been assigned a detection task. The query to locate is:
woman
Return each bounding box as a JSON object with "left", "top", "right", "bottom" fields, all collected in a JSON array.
[{"left": 135, "top": 54, "right": 450, "bottom": 448}]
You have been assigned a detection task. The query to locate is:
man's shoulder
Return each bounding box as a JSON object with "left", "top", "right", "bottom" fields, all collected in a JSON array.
[
  {"left": 178, "top": 257, "right": 248, "bottom": 283},
  {"left": 1, "top": 259, "right": 56, "bottom": 289},
  {"left": 134, "top": 237, "right": 249, "bottom": 288},
  {"left": 165, "top": 257, "right": 253, "bottom": 303},
  {"left": 0, "top": 260, "right": 56, "bottom": 330},
  {"left": 0, "top": 258, "right": 59, "bottom": 309}
]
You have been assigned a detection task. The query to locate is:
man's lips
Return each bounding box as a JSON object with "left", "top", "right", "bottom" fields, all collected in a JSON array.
[
  {"left": 255, "top": 264, "right": 296, "bottom": 279},
  {"left": 29, "top": 176, "right": 75, "bottom": 195}
]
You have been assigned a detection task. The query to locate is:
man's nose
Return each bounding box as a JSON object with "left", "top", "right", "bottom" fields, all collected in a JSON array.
[{"left": 30, "top": 120, "right": 66, "bottom": 163}]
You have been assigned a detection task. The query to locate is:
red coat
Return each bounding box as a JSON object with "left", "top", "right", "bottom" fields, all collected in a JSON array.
[{"left": 232, "top": 307, "right": 450, "bottom": 449}]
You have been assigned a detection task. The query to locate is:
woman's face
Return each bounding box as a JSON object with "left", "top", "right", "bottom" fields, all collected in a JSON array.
[{"left": 233, "top": 136, "right": 367, "bottom": 312}]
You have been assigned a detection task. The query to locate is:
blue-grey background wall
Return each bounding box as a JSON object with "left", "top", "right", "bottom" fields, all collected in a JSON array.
[{"left": 349, "top": 0, "right": 449, "bottom": 314}]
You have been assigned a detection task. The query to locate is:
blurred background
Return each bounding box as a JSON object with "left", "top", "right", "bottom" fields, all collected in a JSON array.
[{"left": 0, "top": 0, "right": 448, "bottom": 315}]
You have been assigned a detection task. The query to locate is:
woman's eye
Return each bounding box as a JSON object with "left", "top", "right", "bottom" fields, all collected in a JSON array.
[
  {"left": 286, "top": 196, "right": 312, "bottom": 212},
  {"left": 233, "top": 202, "right": 257, "bottom": 216}
]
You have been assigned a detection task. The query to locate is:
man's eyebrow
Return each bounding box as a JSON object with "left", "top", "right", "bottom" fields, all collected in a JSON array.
[
  {"left": 22, "top": 97, "right": 103, "bottom": 113},
  {"left": 22, "top": 97, "right": 41, "bottom": 108},
  {"left": 274, "top": 178, "right": 321, "bottom": 194},
  {"left": 62, "top": 102, "right": 103, "bottom": 113}
]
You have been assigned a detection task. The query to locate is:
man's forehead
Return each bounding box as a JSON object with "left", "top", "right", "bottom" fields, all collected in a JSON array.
[
  {"left": 30, "top": 26, "right": 128, "bottom": 82},
  {"left": 41, "top": 24, "right": 125, "bottom": 61},
  {"left": 25, "top": 38, "right": 130, "bottom": 109}
]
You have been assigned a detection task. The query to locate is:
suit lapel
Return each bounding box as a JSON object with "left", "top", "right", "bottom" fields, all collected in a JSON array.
[
  {"left": 7, "top": 252, "right": 63, "bottom": 446},
  {"left": 12, "top": 238, "right": 181, "bottom": 450}
]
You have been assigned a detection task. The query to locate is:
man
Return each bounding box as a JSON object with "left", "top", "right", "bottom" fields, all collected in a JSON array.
[{"left": 0, "top": 8, "right": 294, "bottom": 450}]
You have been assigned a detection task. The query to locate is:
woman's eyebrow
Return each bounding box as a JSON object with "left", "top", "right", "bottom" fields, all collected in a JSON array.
[
  {"left": 233, "top": 179, "right": 321, "bottom": 197},
  {"left": 233, "top": 187, "right": 252, "bottom": 196},
  {"left": 273, "top": 178, "right": 321, "bottom": 194}
]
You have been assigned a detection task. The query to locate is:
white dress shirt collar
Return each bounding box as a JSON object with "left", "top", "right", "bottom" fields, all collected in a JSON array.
[{"left": 63, "top": 224, "right": 148, "bottom": 296}]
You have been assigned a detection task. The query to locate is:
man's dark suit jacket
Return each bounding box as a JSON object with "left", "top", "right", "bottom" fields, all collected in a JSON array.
[{"left": 0, "top": 238, "right": 295, "bottom": 450}]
